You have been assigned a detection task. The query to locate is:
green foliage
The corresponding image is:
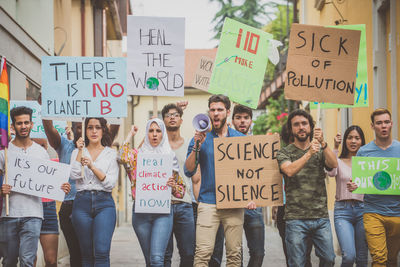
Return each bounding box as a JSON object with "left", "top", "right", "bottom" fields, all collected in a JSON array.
[
  {"left": 263, "top": 4, "right": 293, "bottom": 83},
  {"left": 209, "top": 0, "right": 274, "bottom": 40},
  {"left": 253, "top": 92, "right": 288, "bottom": 135}
]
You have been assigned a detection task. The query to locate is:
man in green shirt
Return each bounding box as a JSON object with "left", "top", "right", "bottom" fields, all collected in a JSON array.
[{"left": 277, "top": 109, "right": 337, "bottom": 267}]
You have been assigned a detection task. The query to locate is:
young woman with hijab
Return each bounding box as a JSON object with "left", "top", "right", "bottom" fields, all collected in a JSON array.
[
  {"left": 70, "top": 117, "right": 118, "bottom": 267},
  {"left": 327, "top": 125, "right": 368, "bottom": 267},
  {"left": 119, "top": 118, "right": 185, "bottom": 267}
]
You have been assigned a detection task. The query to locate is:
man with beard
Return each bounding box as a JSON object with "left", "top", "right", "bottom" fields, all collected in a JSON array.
[
  {"left": 231, "top": 104, "right": 265, "bottom": 267},
  {"left": 0, "top": 107, "right": 70, "bottom": 267},
  {"left": 185, "top": 95, "right": 256, "bottom": 267},
  {"left": 348, "top": 108, "right": 400, "bottom": 267},
  {"left": 276, "top": 109, "right": 337, "bottom": 267},
  {"left": 161, "top": 102, "right": 196, "bottom": 267},
  {"left": 41, "top": 107, "right": 119, "bottom": 267}
]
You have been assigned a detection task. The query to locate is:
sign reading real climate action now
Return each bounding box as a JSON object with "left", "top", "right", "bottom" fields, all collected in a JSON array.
[
  {"left": 214, "top": 135, "right": 283, "bottom": 209},
  {"left": 285, "top": 24, "right": 361, "bottom": 105},
  {"left": 352, "top": 157, "right": 400, "bottom": 195},
  {"left": 135, "top": 153, "right": 173, "bottom": 213},
  {"left": 41, "top": 56, "right": 127, "bottom": 118}
]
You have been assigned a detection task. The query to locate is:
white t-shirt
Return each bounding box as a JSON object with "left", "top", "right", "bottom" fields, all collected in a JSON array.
[
  {"left": 172, "top": 138, "right": 193, "bottom": 204},
  {"left": 1, "top": 141, "right": 49, "bottom": 218}
]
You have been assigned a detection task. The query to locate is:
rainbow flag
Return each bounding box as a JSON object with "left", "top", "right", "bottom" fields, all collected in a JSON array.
[{"left": 0, "top": 57, "right": 9, "bottom": 149}]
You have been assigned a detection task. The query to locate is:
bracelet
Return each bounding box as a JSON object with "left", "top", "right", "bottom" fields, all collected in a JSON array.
[
  {"left": 321, "top": 142, "right": 328, "bottom": 150},
  {"left": 192, "top": 147, "right": 200, "bottom": 152}
]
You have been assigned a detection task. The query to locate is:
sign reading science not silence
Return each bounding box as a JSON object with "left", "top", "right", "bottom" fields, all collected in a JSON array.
[
  {"left": 285, "top": 24, "right": 361, "bottom": 105},
  {"left": 214, "top": 134, "right": 283, "bottom": 209}
]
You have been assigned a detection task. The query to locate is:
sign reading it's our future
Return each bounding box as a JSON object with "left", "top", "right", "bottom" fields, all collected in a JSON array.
[
  {"left": 213, "top": 135, "right": 283, "bottom": 209},
  {"left": 135, "top": 153, "right": 173, "bottom": 213},
  {"left": 41, "top": 56, "right": 127, "bottom": 118},
  {"left": 127, "top": 16, "right": 185, "bottom": 97},
  {"left": 7, "top": 152, "right": 71, "bottom": 201},
  {"left": 352, "top": 157, "right": 400, "bottom": 195},
  {"left": 285, "top": 24, "right": 361, "bottom": 105}
]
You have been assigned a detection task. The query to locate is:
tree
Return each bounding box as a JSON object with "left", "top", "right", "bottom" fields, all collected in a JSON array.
[
  {"left": 209, "top": 0, "right": 274, "bottom": 40},
  {"left": 252, "top": 91, "right": 288, "bottom": 135}
]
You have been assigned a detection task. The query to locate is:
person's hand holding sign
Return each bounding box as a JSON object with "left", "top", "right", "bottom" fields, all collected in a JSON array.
[
  {"left": 314, "top": 127, "right": 326, "bottom": 146},
  {"left": 309, "top": 139, "right": 320, "bottom": 156},
  {"left": 1, "top": 184, "right": 12, "bottom": 196},
  {"left": 61, "top": 183, "right": 71, "bottom": 195},
  {"left": 347, "top": 179, "right": 358, "bottom": 192},
  {"left": 246, "top": 201, "right": 257, "bottom": 210},
  {"left": 334, "top": 133, "right": 342, "bottom": 150}
]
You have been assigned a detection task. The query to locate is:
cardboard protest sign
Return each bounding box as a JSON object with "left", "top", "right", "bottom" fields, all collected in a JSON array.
[
  {"left": 310, "top": 24, "right": 368, "bottom": 109},
  {"left": 192, "top": 56, "right": 214, "bottom": 91},
  {"left": 135, "top": 153, "right": 173, "bottom": 213},
  {"left": 127, "top": 16, "right": 185, "bottom": 97},
  {"left": 352, "top": 157, "right": 400, "bottom": 195},
  {"left": 214, "top": 134, "right": 283, "bottom": 209},
  {"left": 10, "top": 101, "right": 67, "bottom": 138},
  {"left": 7, "top": 151, "right": 70, "bottom": 201},
  {"left": 285, "top": 24, "right": 361, "bottom": 105},
  {"left": 208, "top": 18, "right": 272, "bottom": 109},
  {"left": 41, "top": 56, "right": 127, "bottom": 118}
]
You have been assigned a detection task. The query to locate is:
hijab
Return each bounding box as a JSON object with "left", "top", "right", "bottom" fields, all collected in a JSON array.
[{"left": 139, "top": 118, "right": 179, "bottom": 172}]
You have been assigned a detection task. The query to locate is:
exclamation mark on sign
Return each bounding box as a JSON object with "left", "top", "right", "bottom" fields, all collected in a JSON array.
[{"left": 364, "top": 83, "right": 368, "bottom": 104}]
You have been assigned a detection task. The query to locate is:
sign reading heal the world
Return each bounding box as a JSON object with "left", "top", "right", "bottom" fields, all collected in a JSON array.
[
  {"left": 7, "top": 152, "right": 71, "bottom": 201},
  {"left": 11, "top": 101, "right": 67, "bottom": 138},
  {"left": 213, "top": 134, "right": 283, "bottom": 209},
  {"left": 41, "top": 56, "right": 127, "bottom": 118},
  {"left": 352, "top": 157, "right": 400, "bottom": 195},
  {"left": 127, "top": 16, "right": 185, "bottom": 96},
  {"left": 285, "top": 24, "right": 361, "bottom": 105},
  {"left": 310, "top": 24, "right": 368, "bottom": 109},
  {"left": 135, "top": 153, "right": 173, "bottom": 213},
  {"left": 208, "top": 18, "right": 272, "bottom": 109}
]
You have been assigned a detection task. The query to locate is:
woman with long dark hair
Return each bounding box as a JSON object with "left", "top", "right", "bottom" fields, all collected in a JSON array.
[
  {"left": 70, "top": 117, "right": 118, "bottom": 267},
  {"left": 328, "top": 125, "right": 368, "bottom": 267},
  {"left": 119, "top": 118, "right": 185, "bottom": 267}
]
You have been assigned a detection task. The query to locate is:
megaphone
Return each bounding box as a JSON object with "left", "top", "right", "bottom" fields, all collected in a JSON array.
[{"left": 192, "top": 114, "right": 211, "bottom": 132}]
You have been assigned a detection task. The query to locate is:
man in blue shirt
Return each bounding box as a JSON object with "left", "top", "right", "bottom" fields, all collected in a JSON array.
[
  {"left": 348, "top": 108, "right": 400, "bottom": 267},
  {"left": 185, "top": 95, "right": 255, "bottom": 267}
]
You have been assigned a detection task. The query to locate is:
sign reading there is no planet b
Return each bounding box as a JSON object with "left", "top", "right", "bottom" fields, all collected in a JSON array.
[
  {"left": 285, "top": 24, "right": 361, "bottom": 105},
  {"left": 127, "top": 16, "right": 185, "bottom": 97},
  {"left": 41, "top": 56, "right": 127, "bottom": 118}
]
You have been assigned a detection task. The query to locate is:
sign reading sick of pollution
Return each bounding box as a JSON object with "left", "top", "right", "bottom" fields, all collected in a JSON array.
[
  {"left": 285, "top": 24, "right": 361, "bottom": 105},
  {"left": 213, "top": 134, "right": 283, "bottom": 209}
]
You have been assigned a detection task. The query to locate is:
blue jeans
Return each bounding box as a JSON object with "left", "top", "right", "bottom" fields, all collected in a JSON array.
[
  {"left": 72, "top": 190, "right": 116, "bottom": 267},
  {"left": 132, "top": 204, "right": 173, "bottom": 267},
  {"left": 0, "top": 217, "right": 42, "bottom": 267},
  {"left": 243, "top": 207, "right": 265, "bottom": 267},
  {"left": 334, "top": 201, "right": 368, "bottom": 267},
  {"left": 285, "top": 218, "right": 335, "bottom": 267},
  {"left": 164, "top": 202, "right": 195, "bottom": 267}
]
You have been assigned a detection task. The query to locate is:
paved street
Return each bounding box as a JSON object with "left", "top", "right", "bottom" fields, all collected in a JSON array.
[{"left": 59, "top": 224, "right": 342, "bottom": 266}]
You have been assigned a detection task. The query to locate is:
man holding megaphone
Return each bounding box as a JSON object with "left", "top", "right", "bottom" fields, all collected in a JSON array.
[{"left": 185, "top": 95, "right": 256, "bottom": 267}]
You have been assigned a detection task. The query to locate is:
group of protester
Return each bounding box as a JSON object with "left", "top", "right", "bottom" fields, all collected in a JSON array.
[{"left": 0, "top": 93, "right": 399, "bottom": 267}]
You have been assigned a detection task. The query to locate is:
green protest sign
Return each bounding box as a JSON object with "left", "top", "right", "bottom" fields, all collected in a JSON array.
[
  {"left": 208, "top": 18, "right": 272, "bottom": 109},
  {"left": 352, "top": 157, "right": 400, "bottom": 195},
  {"left": 310, "top": 24, "right": 368, "bottom": 109}
]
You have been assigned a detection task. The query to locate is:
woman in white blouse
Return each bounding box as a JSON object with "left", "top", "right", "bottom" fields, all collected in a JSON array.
[{"left": 70, "top": 117, "right": 118, "bottom": 267}]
